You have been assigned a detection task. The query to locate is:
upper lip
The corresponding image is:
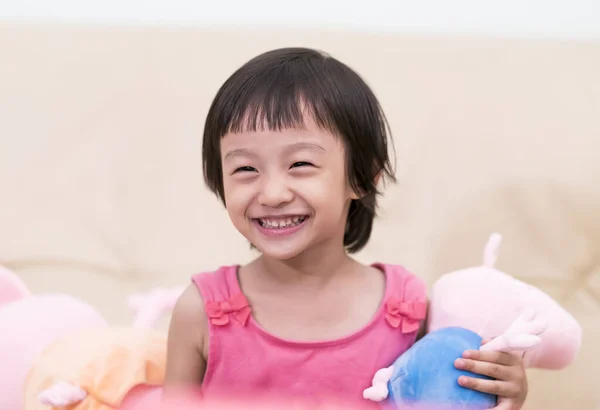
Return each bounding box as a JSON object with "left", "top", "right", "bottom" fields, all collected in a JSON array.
[{"left": 252, "top": 214, "right": 309, "bottom": 219}]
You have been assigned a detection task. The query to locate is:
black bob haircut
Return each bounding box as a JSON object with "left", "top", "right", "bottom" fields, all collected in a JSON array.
[{"left": 202, "top": 47, "right": 396, "bottom": 253}]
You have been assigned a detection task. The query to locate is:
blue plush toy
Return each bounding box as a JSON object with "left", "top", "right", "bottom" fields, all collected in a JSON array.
[
  {"left": 362, "top": 317, "right": 546, "bottom": 410},
  {"left": 387, "top": 327, "right": 496, "bottom": 409}
]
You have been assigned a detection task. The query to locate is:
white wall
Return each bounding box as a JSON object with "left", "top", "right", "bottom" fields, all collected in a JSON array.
[{"left": 1, "top": 0, "right": 599, "bottom": 39}]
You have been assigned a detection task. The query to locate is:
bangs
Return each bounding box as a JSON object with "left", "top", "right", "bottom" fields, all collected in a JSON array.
[
  {"left": 224, "top": 89, "right": 335, "bottom": 137},
  {"left": 205, "top": 48, "right": 348, "bottom": 138}
]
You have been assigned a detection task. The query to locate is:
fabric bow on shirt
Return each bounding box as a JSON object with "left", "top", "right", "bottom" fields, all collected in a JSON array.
[
  {"left": 384, "top": 297, "right": 427, "bottom": 333},
  {"left": 205, "top": 293, "right": 252, "bottom": 326}
]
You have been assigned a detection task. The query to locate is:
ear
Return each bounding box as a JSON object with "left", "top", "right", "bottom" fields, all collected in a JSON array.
[
  {"left": 374, "top": 170, "right": 383, "bottom": 186},
  {"left": 348, "top": 170, "right": 383, "bottom": 200},
  {"left": 349, "top": 189, "right": 361, "bottom": 200}
]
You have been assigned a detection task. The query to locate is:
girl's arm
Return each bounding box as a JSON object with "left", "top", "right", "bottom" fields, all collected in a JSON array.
[
  {"left": 416, "top": 299, "right": 430, "bottom": 341},
  {"left": 164, "top": 284, "right": 207, "bottom": 397}
]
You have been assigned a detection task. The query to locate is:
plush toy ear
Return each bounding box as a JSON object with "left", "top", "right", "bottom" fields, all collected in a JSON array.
[
  {"left": 0, "top": 265, "right": 31, "bottom": 306},
  {"left": 483, "top": 233, "right": 503, "bottom": 268},
  {"left": 128, "top": 286, "right": 185, "bottom": 328}
]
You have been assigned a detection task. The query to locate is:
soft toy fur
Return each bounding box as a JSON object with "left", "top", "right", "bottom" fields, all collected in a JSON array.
[{"left": 427, "top": 233, "right": 582, "bottom": 369}]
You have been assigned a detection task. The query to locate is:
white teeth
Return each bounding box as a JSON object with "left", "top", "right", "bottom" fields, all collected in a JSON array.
[{"left": 259, "top": 216, "right": 306, "bottom": 229}]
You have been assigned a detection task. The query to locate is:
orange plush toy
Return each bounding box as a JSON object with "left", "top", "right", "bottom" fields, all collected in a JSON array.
[
  {"left": 0, "top": 264, "right": 183, "bottom": 410},
  {"left": 26, "top": 287, "right": 185, "bottom": 410}
]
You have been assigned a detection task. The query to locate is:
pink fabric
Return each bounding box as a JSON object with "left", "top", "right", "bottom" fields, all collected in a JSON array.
[
  {"left": 191, "top": 264, "right": 427, "bottom": 408},
  {"left": 0, "top": 265, "right": 31, "bottom": 306}
]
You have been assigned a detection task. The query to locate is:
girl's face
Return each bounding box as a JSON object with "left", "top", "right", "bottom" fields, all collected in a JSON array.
[{"left": 220, "top": 118, "right": 358, "bottom": 261}]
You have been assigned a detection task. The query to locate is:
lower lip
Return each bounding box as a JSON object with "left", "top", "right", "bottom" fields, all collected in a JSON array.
[{"left": 253, "top": 218, "right": 308, "bottom": 237}]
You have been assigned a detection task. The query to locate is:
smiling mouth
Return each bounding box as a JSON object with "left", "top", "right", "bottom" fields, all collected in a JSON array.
[{"left": 254, "top": 215, "right": 308, "bottom": 229}]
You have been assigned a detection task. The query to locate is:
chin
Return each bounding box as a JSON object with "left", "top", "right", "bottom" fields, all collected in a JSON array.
[{"left": 253, "top": 243, "right": 307, "bottom": 261}]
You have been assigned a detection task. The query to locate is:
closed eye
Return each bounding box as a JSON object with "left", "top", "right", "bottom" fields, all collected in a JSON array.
[
  {"left": 233, "top": 166, "right": 257, "bottom": 174},
  {"left": 290, "top": 161, "right": 313, "bottom": 168}
]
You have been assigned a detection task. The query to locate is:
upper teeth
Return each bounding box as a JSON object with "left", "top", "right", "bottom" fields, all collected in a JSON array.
[{"left": 260, "top": 216, "right": 305, "bottom": 228}]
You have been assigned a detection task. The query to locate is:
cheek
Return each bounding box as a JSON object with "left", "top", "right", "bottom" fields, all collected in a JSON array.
[
  {"left": 299, "top": 170, "right": 351, "bottom": 210},
  {"left": 222, "top": 180, "right": 252, "bottom": 214}
]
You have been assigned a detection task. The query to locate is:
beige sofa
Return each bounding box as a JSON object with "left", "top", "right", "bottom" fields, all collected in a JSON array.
[{"left": 1, "top": 22, "right": 598, "bottom": 409}]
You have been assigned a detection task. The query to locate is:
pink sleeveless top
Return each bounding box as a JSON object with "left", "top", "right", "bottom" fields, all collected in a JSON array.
[{"left": 191, "top": 263, "right": 427, "bottom": 408}]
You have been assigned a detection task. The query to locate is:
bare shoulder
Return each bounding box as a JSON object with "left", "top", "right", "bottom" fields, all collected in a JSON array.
[
  {"left": 165, "top": 283, "right": 208, "bottom": 386},
  {"left": 172, "top": 283, "right": 206, "bottom": 320},
  {"left": 169, "top": 283, "right": 208, "bottom": 348}
]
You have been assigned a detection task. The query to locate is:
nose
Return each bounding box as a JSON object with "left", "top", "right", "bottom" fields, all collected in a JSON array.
[{"left": 258, "top": 174, "right": 294, "bottom": 207}]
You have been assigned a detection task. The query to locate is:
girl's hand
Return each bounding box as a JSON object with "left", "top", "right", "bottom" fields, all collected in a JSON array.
[{"left": 454, "top": 341, "right": 528, "bottom": 410}]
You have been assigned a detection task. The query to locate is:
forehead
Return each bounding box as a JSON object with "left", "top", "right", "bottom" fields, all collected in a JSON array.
[{"left": 220, "top": 118, "right": 342, "bottom": 155}]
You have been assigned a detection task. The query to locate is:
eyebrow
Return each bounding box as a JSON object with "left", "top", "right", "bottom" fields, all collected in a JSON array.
[
  {"left": 286, "top": 142, "right": 326, "bottom": 154},
  {"left": 223, "top": 148, "right": 255, "bottom": 161},
  {"left": 223, "top": 142, "right": 325, "bottom": 161}
]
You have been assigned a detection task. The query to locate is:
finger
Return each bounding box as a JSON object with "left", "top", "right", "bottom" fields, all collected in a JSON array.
[
  {"left": 458, "top": 376, "right": 520, "bottom": 397},
  {"left": 488, "top": 398, "right": 521, "bottom": 410},
  {"left": 454, "top": 358, "right": 511, "bottom": 380},
  {"left": 462, "top": 349, "right": 519, "bottom": 366}
]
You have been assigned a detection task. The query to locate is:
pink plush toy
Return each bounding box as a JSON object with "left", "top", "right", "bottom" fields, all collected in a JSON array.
[
  {"left": 0, "top": 269, "right": 108, "bottom": 410},
  {"left": 0, "top": 264, "right": 183, "bottom": 410},
  {"left": 427, "top": 233, "right": 582, "bottom": 369}
]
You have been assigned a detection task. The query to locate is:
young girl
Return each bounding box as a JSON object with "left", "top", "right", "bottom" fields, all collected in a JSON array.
[{"left": 165, "top": 47, "right": 528, "bottom": 409}]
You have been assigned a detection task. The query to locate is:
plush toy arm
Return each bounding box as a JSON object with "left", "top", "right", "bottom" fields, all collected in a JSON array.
[
  {"left": 362, "top": 366, "right": 394, "bottom": 402},
  {"left": 480, "top": 309, "right": 548, "bottom": 353},
  {"left": 128, "top": 286, "right": 185, "bottom": 328},
  {"left": 38, "top": 381, "right": 87, "bottom": 407},
  {"left": 429, "top": 232, "right": 582, "bottom": 369}
]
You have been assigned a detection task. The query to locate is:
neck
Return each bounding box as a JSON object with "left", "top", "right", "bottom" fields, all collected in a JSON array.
[{"left": 253, "top": 239, "right": 357, "bottom": 289}]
